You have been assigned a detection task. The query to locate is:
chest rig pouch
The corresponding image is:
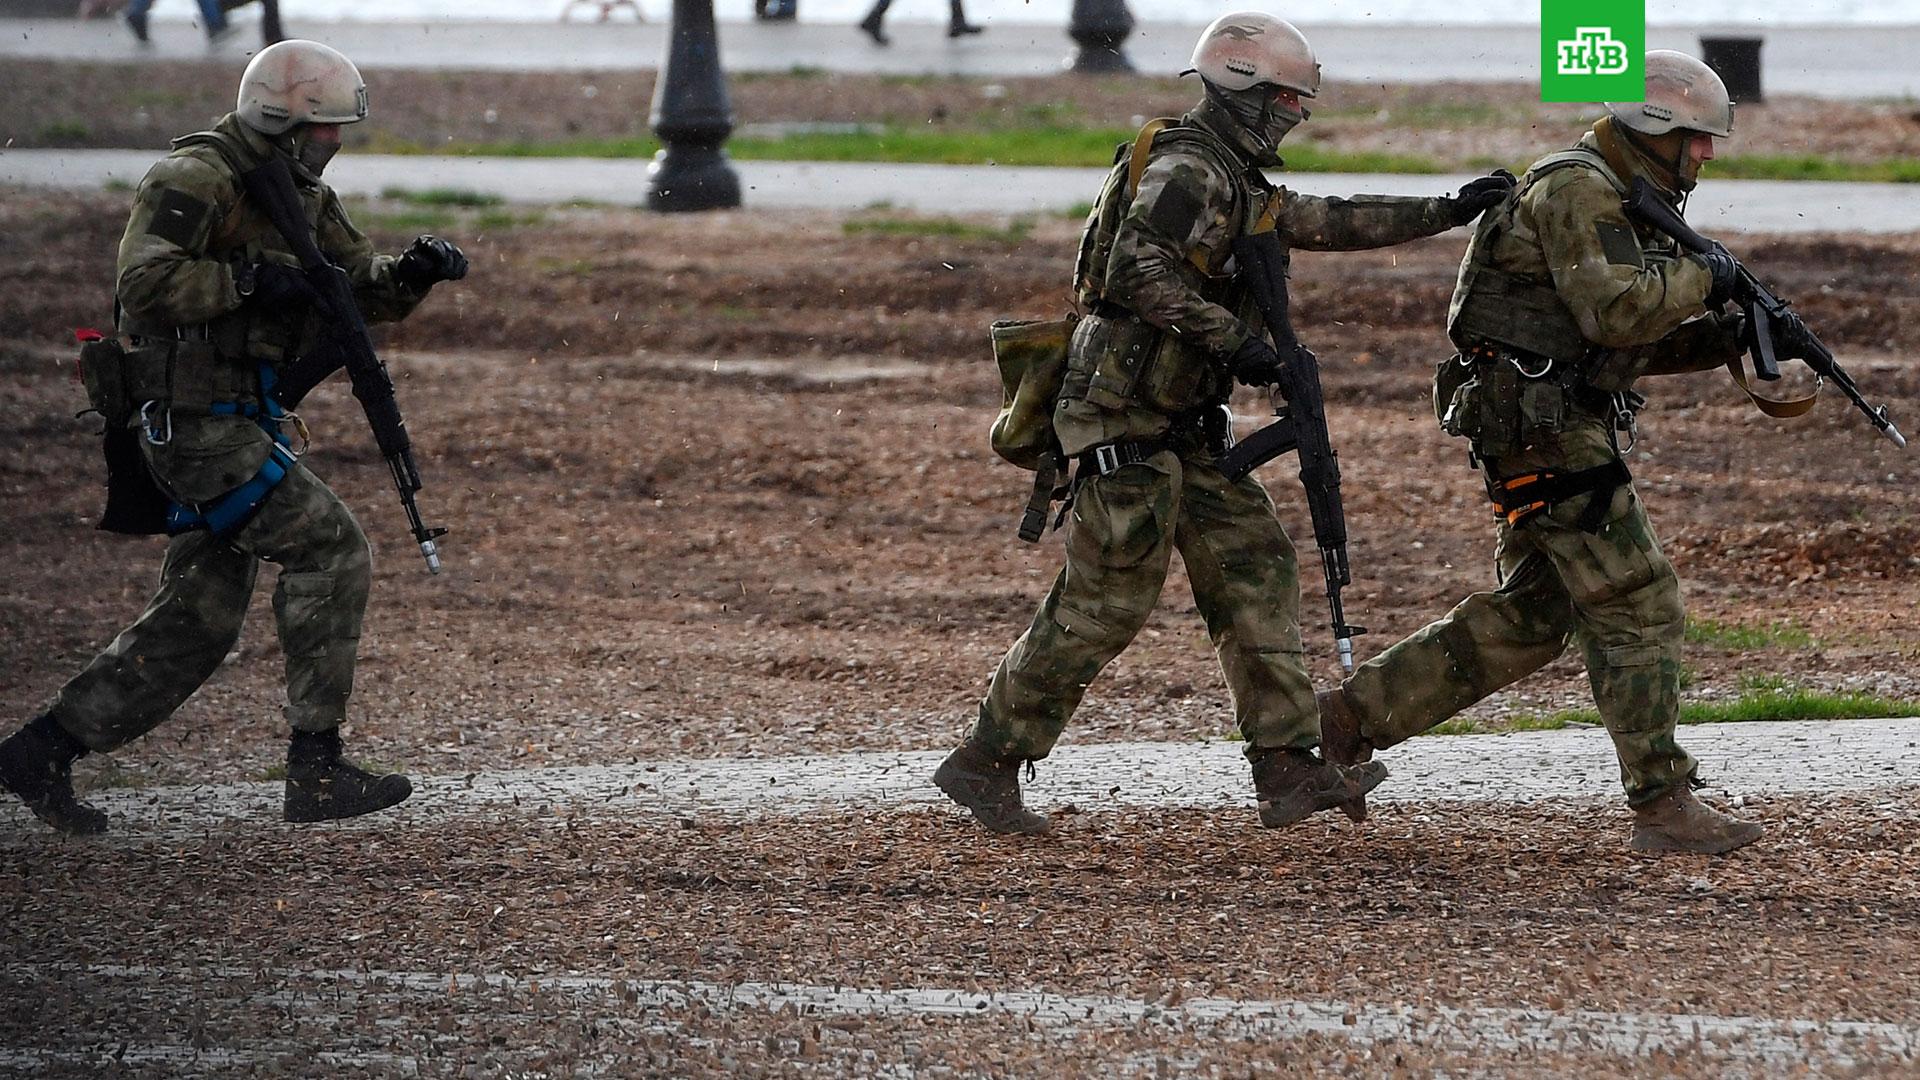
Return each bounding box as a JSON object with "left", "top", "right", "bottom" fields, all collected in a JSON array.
[
  {"left": 1064, "top": 120, "right": 1249, "bottom": 417},
  {"left": 1438, "top": 148, "right": 1642, "bottom": 461}
]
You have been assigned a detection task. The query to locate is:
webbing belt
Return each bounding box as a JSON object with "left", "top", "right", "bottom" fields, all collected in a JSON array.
[
  {"left": 1486, "top": 459, "right": 1632, "bottom": 532},
  {"left": 163, "top": 363, "right": 300, "bottom": 540}
]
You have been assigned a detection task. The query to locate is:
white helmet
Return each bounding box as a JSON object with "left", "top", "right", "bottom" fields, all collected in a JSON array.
[
  {"left": 1606, "top": 50, "right": 1733, "bottom": 138},
  {"left": 1187, "top": 11, "right": 1320, "bottom": 99},
  {"left": 236, "top": 40, "right": 368, "bottom": 137}
]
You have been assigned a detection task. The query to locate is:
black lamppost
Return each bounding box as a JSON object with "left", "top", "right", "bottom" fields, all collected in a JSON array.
[
  {"left": 647, "top": 0, "right": 741, "bottom": 212},
  {"left": 1066, "top": 0, "right": 1135, "bottom": 74}
]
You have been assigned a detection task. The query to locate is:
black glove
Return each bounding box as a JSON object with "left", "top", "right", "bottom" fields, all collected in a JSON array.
[
  {"left": 1770, "top": 310, "right": 1820, "bottom": 360},
  {"left": 1226, "top": 337, "right": 1301, "bottom": 391},
  {"left": 1694, "top": 247, "right": 1740, "bottom": 309},
  {"left": 394, "top": 234, "right": 469, "bottom": 291},
  {"left": 1444, "top": 169, "right": 1517, "bottom": 226},
  {"left": 239, "top": 260, "right": 320, "bottom": 312}
]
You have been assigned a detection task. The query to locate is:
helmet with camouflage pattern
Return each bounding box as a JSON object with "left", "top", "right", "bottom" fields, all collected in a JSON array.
[
  {"left": 1606, "top": 50, "right": 1734, "bottom": 138},
  {"left": 1186, "top": 11, "right": 1320, "bottom": 99},
  {"left": 236, "top": 39, "right": 369, "bottom": 137}
]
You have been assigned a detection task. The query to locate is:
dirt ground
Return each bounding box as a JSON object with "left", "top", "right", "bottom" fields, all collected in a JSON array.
[
  {"left": 3, "top": 187, "right": 1919, "bottom": 792},
  {"left": 3, "top": 794, "right": 1919, "bottom": 1075},
  {"left": 7, "top": 60, "right": 1920, "bottom": 166}
]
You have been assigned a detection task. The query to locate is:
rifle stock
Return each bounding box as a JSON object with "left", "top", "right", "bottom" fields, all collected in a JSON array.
[
  {"left": 1622, "top": 177, "right": 1906, "bottom": 448},
  {"left": 239, "top": 157, "right": 450, "bottom": 572},
  {"left": 1224, "top": 230, "right": 1364, "bottom": 672}
]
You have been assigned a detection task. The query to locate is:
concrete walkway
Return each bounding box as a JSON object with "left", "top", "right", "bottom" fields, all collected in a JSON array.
[
  {"left": 8, "top": 148, "right": 1920, "bottom": 233},
  {"left": 5, "top": 18, "right": 1920, "bottom": 97},
  {"left": 3, "top": 717, "right": 1915, "bottom": 836}
]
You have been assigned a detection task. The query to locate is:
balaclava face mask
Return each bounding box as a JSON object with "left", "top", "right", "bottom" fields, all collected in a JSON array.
[
  {"left": 282, "top": 125, "right": 341, "bottom": 178},
  {"left": 1204, "top": 81, "right": 1307, "bottom": 162}
]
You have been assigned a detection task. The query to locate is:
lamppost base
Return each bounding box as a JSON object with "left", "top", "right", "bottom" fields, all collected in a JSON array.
[
  {"left": 1066, "top": 43, "right": 1134, "bottom": 74},
  {"left": 646, "top": 147, "right": 742, "bottom": 212}
]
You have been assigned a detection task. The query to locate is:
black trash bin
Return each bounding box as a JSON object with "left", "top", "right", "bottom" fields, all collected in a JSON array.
[{"left": 1700, "top": 36, "right": 1763, "bottom": 103}]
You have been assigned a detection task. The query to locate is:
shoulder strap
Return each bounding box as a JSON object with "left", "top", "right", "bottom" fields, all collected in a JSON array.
[
  {"left": 1525, "top": 147, "right": 1627, "bottom": 196},
  {"left": 1125, "top": 118, "right": 1177, "bottom": 199}
]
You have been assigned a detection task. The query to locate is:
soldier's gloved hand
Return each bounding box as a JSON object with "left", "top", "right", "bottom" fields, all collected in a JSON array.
[
  {"left": 1694, "top": 247, "right": 1741, "bottom": 308},
  {"left": 1770, "top": 310, "right": 1820, "bottom": 360},
  {"left": 239, "top": 261, "right": 320, "bottom": 312},
  {"left": 1444, "top": 169, "right": 1517, "bottom": 226},
  {"left": 1226, "top": 337, "right": 1291, "bottom": 390},
  {"left": 394, "top": 235, "right": 469, "bottom": 291}
]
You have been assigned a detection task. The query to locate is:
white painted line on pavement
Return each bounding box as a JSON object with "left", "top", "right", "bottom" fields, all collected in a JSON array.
[{"left": 4, "top": 963, "right": 1915, "bottom": 1069}]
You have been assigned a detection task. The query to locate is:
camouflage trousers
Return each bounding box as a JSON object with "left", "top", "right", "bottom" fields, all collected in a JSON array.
[
  {"left": 973, "top": 449, "right": 1319, "bottom": 762},
  {"left": 1341, "top": 480, "right": 1694, "bottom": 803},
  {"left": 48, "top": 455, "right": 372, "bottom": 752}
]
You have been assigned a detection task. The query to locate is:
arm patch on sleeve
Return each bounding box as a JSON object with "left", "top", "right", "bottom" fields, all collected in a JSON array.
[
  {"left": 1144, "top": 180, "right": 1206, "bottom": 244},
  {"left": 1594, "top": 221, "right": 1645, "bottom": 268},
  {"left": 147, "top": 188, "right": 212, "bottom": 249}
]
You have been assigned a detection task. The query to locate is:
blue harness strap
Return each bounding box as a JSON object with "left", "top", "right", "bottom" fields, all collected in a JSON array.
[{"left": 165, "top": 363, "right": 298, "bottom": 539}]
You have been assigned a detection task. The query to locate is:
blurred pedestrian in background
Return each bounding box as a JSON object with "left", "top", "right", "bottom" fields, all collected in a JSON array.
[
  {"left": 858, "top": 0, "right": 982, "bottom": 45},
  {"left": 118, "top": 0, "right": 236, "bottom": 46}
]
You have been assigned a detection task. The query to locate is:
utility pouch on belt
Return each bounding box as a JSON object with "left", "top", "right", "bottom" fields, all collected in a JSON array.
[
  {"left": 73, "top": 331, "right": 170, "bottom": 535},
  {"left": 76, "top": 333, "right": 135, "bottom": 427},
  {"left": 989, "top": 315, "right": 1076, "bottom": 470},
  {"left": 1435, "top": 347, "right": 1571, "bottom": 462}
]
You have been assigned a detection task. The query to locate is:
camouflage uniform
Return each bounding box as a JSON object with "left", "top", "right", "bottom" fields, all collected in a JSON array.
[
  {"left": 973, "top": 99, "right": 1461, "bottom": 764},
  {"left": 44, "top": 113, "right": 428, "bottom": 751},
  {"left": 1338, "top": 125, "right": 1745, "bottom": 804}
]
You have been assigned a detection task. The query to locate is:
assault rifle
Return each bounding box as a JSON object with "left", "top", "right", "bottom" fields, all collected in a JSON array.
[
  {"left": 1217, "top": 230, "right": 1365, "bottom": 672},
  {"left": 240, "top": 156, "right": 450, "bottom": 573},
  {"left": 1622, "top": 177, "right": 1906, "bottom": 449}
]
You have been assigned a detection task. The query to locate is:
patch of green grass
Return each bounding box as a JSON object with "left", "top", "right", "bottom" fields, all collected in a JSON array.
[
  {"left": 1710, "top": 155, "right": 1920, "bottom": 183},
  {"left": 1470, "top": 682, "right": 1918, "bottom": 732},
  {"left": 843, "top": 215, "right": 1032, "bottom": 243},
  {"left": 380, "top": 186, "right": 505, "bottom": 208},
  {"left": 103, "top": 178, "right": 134, "bottom": 193},
  {"left": 38, "top": 120, "right": 89, "bottom": 142},
  {"left": 1685, "top": 616, "right": 1814, "bottom": 651},
  {"left": 360, "top": 209, "right": 459, "bottom": 232},
  {"left": 403, "top": 127, "right": 1446, "bottom": 173},
  {"left": 473, "top": 209, "right": 547, "bottom": 231},
  {"left": 1427, "top": 713, "right": 1587, "bottom": 736},
  {"left": 261, "top": 764, "right": 287, "bottom": 782},
  {"left": 1060, "top": 201, "right": 1096, "bottom": 220}
]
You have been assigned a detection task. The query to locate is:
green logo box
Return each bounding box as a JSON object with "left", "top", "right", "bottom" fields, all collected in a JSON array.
[{"left": 1540, "top": 0, "right": 1646, "bottom": 103}]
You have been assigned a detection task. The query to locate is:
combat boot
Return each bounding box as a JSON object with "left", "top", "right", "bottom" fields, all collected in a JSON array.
[
  {"left": 858, "top": 12, "right": 889, "bottom": 46},
  {"left": 931, "top": 740, "right": 1049, "bottom": 835},
  {"left": 0, "top": 714, "right": 108, "bottom": 836},
  {"left": 1248, "top": 747, "right": 1386, "bottom": 829},
  {"left": 284, "top": 729, "right": 413, "bottom": 823},
  {"left": 1317, "top": 688, "right": 1375, "bottom": 823},
  {"left": 1629, "top": 783, "right": 1762, "bottom": 855}
]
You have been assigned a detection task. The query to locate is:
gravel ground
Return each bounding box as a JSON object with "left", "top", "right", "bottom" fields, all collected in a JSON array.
[
  {"left": 3, "top": 797, "right": 1919, "bottom": 1075},
  {"left": 3, "top": 191, "right": 1920, "bottom": 789},
  {"left": 4, "top": 183, "right": 1920, "bottom": 1076}
]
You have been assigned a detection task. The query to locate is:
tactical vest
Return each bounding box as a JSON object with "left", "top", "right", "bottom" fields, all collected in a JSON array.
[
  {"left": 1447, "top": 148, "right": 1628, "bottom": 364},
  {"left": 118, "top": 126, "right": 311, "bottom": 368},
  {"left": 1063, "top": 119, "right": 1256, "bottom": 417}
]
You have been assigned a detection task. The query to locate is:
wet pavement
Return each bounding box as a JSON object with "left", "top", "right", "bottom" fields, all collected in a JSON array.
[
  {"left": 9, "top": 148, "right": 1920, "bottom": 232},
  {"left": 3, "top": 18, "right": 1918, "bottom": 97}
]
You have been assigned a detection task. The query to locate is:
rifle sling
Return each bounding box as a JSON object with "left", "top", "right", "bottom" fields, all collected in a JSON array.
[{"left": 1725, "top": 354, "right": 1819, "bottom": 419}]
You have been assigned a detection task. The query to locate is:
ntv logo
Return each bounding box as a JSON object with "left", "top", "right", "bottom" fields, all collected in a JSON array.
[
  {"left": 1540, "top": 0, "right": 1642, "bottom": 101},
  {"left": 1557, "top": 27, "right": 1630, "bottom": 76}
]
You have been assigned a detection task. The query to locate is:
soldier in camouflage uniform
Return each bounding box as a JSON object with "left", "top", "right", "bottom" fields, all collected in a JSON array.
[
  {"left": 1319, "top": 52, "right": 1766, "bottom": 855},
  {"left": 0, "top": 41, "right": 468, "bottom": 835},
  {"left": 933, "top": 11, "right": 1516, "bottom": 835}
]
